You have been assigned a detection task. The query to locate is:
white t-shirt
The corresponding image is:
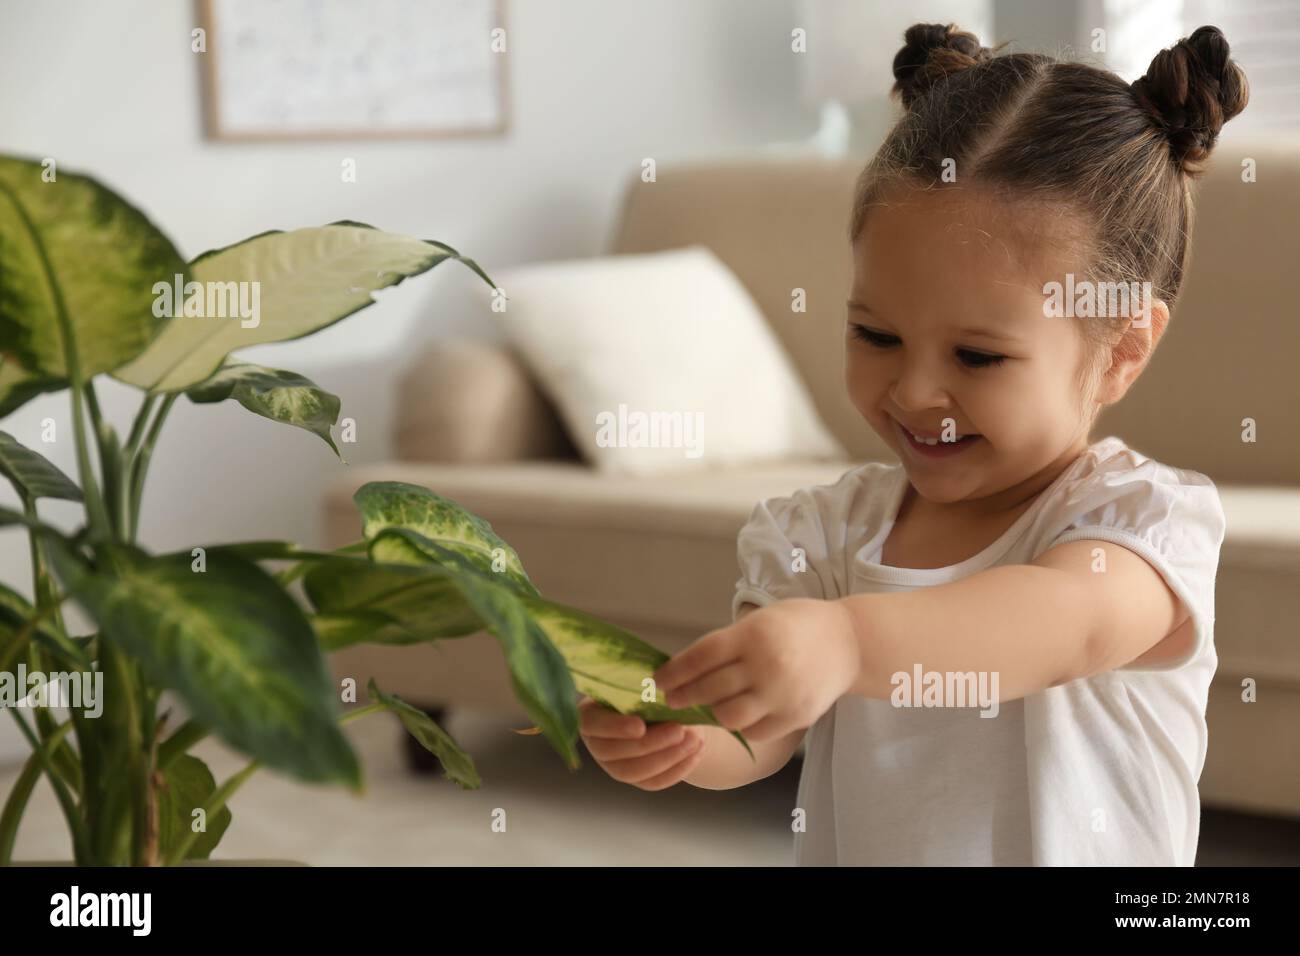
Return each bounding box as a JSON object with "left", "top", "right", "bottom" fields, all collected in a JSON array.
[{"left": 731, "top": 435, "right": 1226, "bottom": 866}]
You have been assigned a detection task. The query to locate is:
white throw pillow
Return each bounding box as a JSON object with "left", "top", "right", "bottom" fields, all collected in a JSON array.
[{"left": 484, "top": 245, "right": 846, "bottom": 474}]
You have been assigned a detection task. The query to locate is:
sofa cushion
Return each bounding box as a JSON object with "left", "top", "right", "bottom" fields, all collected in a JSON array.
[
  {"left": 480, "top": 246, "right": 845, "bottom": 475},
  {"left": 393, "top": 341, "right": 577, "bottom": 463}
]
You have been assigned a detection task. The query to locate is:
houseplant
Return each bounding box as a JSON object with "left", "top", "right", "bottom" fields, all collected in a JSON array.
[{"left": 0, "top": 154, "right": 751, "bottom": 866}]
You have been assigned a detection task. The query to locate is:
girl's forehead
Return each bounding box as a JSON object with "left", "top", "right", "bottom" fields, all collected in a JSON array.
[{"left": 854, "top": 186, "right": 1090, "bottom": 282}]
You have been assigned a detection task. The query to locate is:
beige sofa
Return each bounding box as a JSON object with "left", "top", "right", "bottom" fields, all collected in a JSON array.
[{"left": 324, "top": 151, "right": 1300, "bottom": 818}]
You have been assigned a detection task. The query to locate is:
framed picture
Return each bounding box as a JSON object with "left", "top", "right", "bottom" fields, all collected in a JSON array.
[{"left": 198, "top": 0, "right": 508, "bottom": 141}]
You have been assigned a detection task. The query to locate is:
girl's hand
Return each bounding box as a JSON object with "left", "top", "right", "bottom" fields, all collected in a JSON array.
[
  {"left": 578, "top": 696, "right": 706, "bottom": 791},
  {"left": 651, "top": 598, "right": 859, "bottom": 743}
]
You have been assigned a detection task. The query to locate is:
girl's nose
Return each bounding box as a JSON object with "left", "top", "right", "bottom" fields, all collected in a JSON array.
[{"left": 889, "top": 358, "right": 950, "bottom": 411}]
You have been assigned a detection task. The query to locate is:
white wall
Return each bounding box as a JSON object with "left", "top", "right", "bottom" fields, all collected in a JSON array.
[{"left": 0, "top": 0, "right": 812, "bottom": 762}]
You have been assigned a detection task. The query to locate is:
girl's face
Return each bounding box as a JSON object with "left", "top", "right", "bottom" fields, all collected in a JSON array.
[{"left": 846, "top": 188, "right": 1100, "bottom": 511}]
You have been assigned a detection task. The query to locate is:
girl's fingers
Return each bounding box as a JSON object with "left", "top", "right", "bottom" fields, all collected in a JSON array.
[
  {"left": 635, "top": 744, "right": 708, "bottom": 792},
  {"left": 603, "top": 732, "right": 704, "bottom": 785},
  {"left": 736, "top": 713, "right": 794, "bottom": 744},
  {"left": 711, "top": 692, "right": 768, "bottom": 733},
  {"left": 652, "top": 629, "right": 736, "bottom": 695},
  {"left": 665, "top": 662, "right": 750, "bottom": 709},
  {"left": 584, "top": 722, "right": 684, "bottom": 762},
  {"left": 579, "top": 697, "right": 645, "bottom": 739}
]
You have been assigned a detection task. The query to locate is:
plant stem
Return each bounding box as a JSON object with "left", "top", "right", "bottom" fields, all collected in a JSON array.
[
  {"left": 17, "top": 501, "right": 85, "bottom": 669},
  {"left": 5, "top": 710, "right": 88, "bottom": 863},
  {"left": 0, "top": 720, "right": 75, "bottom": 866},
  {"left": 127, "top": 392, "right": 177, "bottom": 542},
  {"left": 107, "top": 647, "right": 147, "bottom": 866},
  {"left": 121, "top": 392, "right": 157, "bottom": 538},
  {"left": 0, "top": 600, "right": 62, "bottom": 675},
  {"left": 340, "top": 702, "right": 386, "bottom": 724},
  {"left": 139, "top": 712, "right": 169, "bottom": 867},
  {"left": 85, "top": 382, "right": 129, "bottom": 539},
  {"left": 83, "top": 382, "right": 113, "bottom": 530},
  {"left": 27, "top": 642, "right": 83, "bottom": 797},
  {"left": 124, "top": 393, "right": 159, "bottom": 458}
]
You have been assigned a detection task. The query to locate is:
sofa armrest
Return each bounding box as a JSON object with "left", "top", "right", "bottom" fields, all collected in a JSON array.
[{"left": 393, "top": 340, "right": 578, "bottom": 463}]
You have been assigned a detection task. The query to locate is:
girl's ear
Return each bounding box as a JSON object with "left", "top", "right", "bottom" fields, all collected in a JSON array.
[{"left": 1094, "top": 299, "right": 1170, "bottom": 407}]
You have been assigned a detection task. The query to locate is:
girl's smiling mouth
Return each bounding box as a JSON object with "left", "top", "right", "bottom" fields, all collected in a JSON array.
[{"left": 892, "top": 417, "right": 983, "bottom": 458}]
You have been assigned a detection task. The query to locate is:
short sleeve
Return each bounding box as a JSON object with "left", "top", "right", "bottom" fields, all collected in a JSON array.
[
  {"left": 731, "top": 484, "right": 847, "bottom": 621},
  {"left": 1046, "top": 450, "right": 1226, "bottom": 672}
]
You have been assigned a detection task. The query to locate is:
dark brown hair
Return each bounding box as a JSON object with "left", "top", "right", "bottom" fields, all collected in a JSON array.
[{"left": 850, "top": 23, "right": 1249, "bottom": 404}]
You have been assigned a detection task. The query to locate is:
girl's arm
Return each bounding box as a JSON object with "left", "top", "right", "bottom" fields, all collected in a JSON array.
[
  {"left": 654, "top": 539, "right": 1190, "bottom": 747},
  {"left": 680, "top": 722, "right": 805, "bottom": 790},
  {"left": 839, "top": 538, "right": 1190, "bottom": 704}
]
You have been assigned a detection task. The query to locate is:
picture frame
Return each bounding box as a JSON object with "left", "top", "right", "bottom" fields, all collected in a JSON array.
[{"left": 197, "top": 0, "right": 509, "bottom": 141}]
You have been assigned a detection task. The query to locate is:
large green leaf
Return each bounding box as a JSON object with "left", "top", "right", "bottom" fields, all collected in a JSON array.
[
  {"left": 368, "top": 680, "right": 480, "bottom": 789},
  {"left": 303, "top": 556, "right": 482, "bottom": 650},
  {"left": 361, "top": 509, "right": 753, "bottom": 761},
  {"left": 186, "top": 359, "right": 342, "bottom": 457},
  {"left": 354, "top": 481, "right": 537, "bottom": 597},
  {"left": 0, "top": 355, "right": 65, "bottom": 420},
  {"left": 369, "top": 528, "right": 581, "bottom": 769},
  {"left": 523, "top": 595, "right": 754, "bottom": 760},
  {"left": 0, "top": 430, "right": 81, "bottom": 501},
  {"left": 157, "top": 754, "right": 231, "bottom": 861},
  {"left": 44, "top": 540, "right": 360, "bottom": 787},
  {"left": 0, "top": 154, "right": 186, "bottom": 380},
  {"left": 114, "top": 222, "right": 494, "bottom": 393}
]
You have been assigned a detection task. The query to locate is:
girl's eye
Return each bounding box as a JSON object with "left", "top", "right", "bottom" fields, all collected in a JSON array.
[
  {"left": 956, "top": 349, "right": 1006, "bottom": 369},
  {"left": 851, "top": 324, "right": 1007, "bottom": 369},
  {"left": 849, "top": 324, "right": 898, "bottom": 347}
]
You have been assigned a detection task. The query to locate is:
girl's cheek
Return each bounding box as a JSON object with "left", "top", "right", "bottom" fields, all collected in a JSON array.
[{"left": 844, "top": 358, "right": 878, "bottom": 411}]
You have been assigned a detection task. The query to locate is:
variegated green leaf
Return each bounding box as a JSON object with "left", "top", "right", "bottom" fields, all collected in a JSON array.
[
  {"left": 186, "top": 359, "right": 342, "bottom": 457},
  {"left": 366, "top": 520, "right": 754, "bottom": 762},
  {"left": 43, "top": 538, "right": 360, "bottom": 787},
  {"left": 0, "top": 355, "right": 65, "bottom": 420},
  {"left": 0, "top": 154, "right": 185, "bottom": 380},
  {"left": 114, "top": 222, "right": 493, "bottom": 393},
  {"left": 522, "top": 594, "right": 754, "bottom": 760},
  {"left": 0, "top": 430, "right": 81, "bottom": 501},
  {"left": 368, "top": 528, "right": 581, "bottom": 769},
  {"left": 303, "top": 555, "right": 482, "bottom": 649},
  {"left": 354, "top": 481, "right": 537, "bottom": 597},
  {"left": 368, "top": 680, "right": 480, "bottom": 789}
]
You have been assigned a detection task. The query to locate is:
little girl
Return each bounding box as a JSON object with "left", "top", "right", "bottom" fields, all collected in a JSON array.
[{"left": 580, "top": 22, "right": 1247, "bottom": 866}]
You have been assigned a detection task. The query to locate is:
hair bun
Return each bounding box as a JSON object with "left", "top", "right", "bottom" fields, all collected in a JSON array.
[
  {"left": 892, "top": 23, "right": 992, "bottom": 108},
  {"left": 1130, "top": 25, "right": 1249, "bottom": 174}
]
